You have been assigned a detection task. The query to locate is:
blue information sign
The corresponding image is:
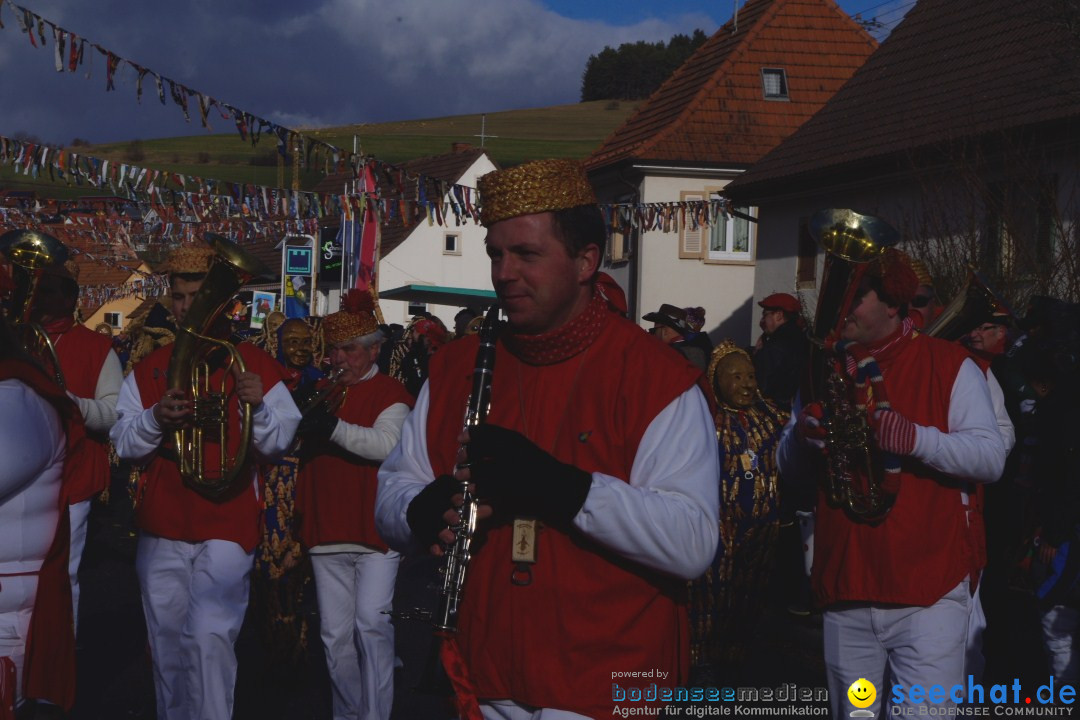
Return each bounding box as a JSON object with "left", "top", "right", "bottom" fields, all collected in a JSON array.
[{"left": 285, "top": 246, "right": 313, "bottom": 275}]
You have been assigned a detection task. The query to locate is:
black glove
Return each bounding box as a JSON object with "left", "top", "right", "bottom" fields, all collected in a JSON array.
[
  {"left": 296, "top": 405, "right": 339, "bottom": 439},
  {"left": 466, "top": 424, "right": 592, "bottom": 525},
  {"left": 290, "top": 380, "right": 319, "bottom": 413},
  {"left": 406, "top": 474, "right": 460, "bottom": 548}
]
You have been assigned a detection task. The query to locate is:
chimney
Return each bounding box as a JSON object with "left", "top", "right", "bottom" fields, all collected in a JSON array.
[{"left": 451, "top": 142, "right": 474, "bottom": 153}]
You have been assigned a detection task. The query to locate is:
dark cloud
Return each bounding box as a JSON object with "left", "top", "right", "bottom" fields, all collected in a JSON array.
[{"left": 0, "top": 0, "right": 712, "bottom": 145}]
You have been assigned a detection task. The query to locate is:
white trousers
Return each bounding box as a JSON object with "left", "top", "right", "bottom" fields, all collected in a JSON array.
[
  {"left": 481, "top": 700, "right": 589, "bottom": 720},
  {"left": 966, "top": 582, "right": 986, "bottom": 682},
  {"left": 1040, "top": 604, "right": 1080, "bottom": 685},
  {"left": 311, "top": 548, "right": 400, "bottom": 720},
  {"left": 68, "top": 499, "right": 92, "bottom": 632},
  {"left": 135, "top": 534, "right": 253, "bottom": 720},
  {"left": 823, "top": 580, "right": 970, "bottom": 718}
]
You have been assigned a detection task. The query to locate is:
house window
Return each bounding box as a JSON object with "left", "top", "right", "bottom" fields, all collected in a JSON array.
[
  {"left": 443, "top": 232, "right": 461, "bottom": 255},
  {"left": 679, "top": 191, "right": 706, "bottom": 259},
  {"left": 103, "top": 311, "right": 123, "bottom": 329},
  {"left": 761, "top": 68, "right": 789, "bottom": 100},
  {"left": 796, "top": 217, "right": 818, "bottom": 288},
  {"left": 408, "top": 301, "right": 427, "bottom": 317},
  {"left": 706, "top": 195, "right": 756, "bottom": 263}
]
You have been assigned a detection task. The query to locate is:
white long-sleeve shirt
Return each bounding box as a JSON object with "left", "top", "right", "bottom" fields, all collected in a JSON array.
[
  {"left": 67, "top": 349, "right": 122, "bottom": 434},
  {"left": 328, "top": 365, "right": 410, "bottom": 462},
  {"left": 376, "top": 380, "right": 720, "bottom": 580},
  {"left": 111, "top": 372, "right": 301, "bottom": 465}
]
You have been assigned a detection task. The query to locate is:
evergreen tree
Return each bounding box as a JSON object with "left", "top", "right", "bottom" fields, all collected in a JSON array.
[{"left": 581, "top": 29, "right": 708, "bottom": 101}]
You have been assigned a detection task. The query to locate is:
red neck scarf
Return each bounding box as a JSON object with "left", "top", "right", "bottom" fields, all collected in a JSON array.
[
  {"left": 503, "top": 291, "right": 610, "bottom": 366},
  {"left": 41, "top": 316, "right": 76, "bottom": 342}
]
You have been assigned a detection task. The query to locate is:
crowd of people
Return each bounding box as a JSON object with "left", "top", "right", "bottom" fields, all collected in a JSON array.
[{"left": 1, "top": 160, "right": 1080, "bottom": 720}]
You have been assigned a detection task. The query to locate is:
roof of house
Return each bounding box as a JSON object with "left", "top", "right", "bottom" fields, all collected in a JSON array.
[
  {"left": 585, "top": 0, "right": 877, "bottom": 172},
  {"left": 726, "top": 0, "right": 1080, "bottom": 197}
]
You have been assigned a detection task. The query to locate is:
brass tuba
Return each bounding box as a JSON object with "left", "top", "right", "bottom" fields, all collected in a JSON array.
[
  {"left": 924, "top": 267, "right": 1013, "bottom": 341},
  {"left": 806, "top": 209, "right": 900, "bottom": 523},
  {"left": 0, "top": 229, "right": 69, "bottom": 388},
  {"left": 166, "top": 234, "right": 269, "bottom": 500}
]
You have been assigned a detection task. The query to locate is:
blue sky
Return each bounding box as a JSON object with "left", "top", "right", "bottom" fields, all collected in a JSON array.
[{"left": 0, "top": 0, "right": 914, "bottom": 147}]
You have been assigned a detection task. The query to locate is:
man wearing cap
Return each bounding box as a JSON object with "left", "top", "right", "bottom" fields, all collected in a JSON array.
[
  {"left": 643, "top": 303, "right": 710, "bottom": 370},
  {"left": 294, "top": 289, "right": 413, "bottom": 720},
  {"left": 753, "top": 292, "right": 808, "bottom": 412},
  {"left": 30, "top": 258, "right": 122, "bottom": 629},
  {"left": 110, "top": 242, "right": 301, "bottom": 720},
  {"left": 376, "top": 158, "right": 719, "bottom": 719},
  {"left": 779, "top": 247, "right": 1005, "bottom": 717}
]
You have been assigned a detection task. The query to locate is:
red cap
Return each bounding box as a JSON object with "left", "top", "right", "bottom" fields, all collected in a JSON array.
[{"left": 758, "top": 293, "right": 800, "bottom": 314}]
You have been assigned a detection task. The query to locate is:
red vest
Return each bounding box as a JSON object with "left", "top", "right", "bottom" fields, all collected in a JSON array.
[
  {"left": 426, "top": 315, "right": 700, "bottom": 719},
  {"left": 53, "top": 324, "right": 113, "bottom": 503},
  {"left": 132, "top": 342, "right": 289, "bottom": 551},
  {"left": 813, "top": 332, "right": 982, "bottom": 607},
  {"left": 297, "top": 373, "right": 412, "bottom": 551}
]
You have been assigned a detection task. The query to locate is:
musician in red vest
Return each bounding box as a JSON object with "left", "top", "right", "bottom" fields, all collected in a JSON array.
[
  {"left": 30, "top": 259, "right": 122, "bottom": 630},
  {"left": 294, "top": 290, "right": 412, "bottom": 720},
  {"left": 110, "top": 244, "right": 301, "bottom": 720},
  {"left": 780, "top": 247, "right": 1005, "bottom": 717},
  {"left": 0, "top": 296, "right": 83, "bottom": 718},
  {"left": 376, "top": 159, "right": 720, "bottom": 720}
]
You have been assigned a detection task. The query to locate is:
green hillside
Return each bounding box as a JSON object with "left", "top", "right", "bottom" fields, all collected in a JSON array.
[{"left": 0, "top": 100, "right": 640, "bottom": 200}]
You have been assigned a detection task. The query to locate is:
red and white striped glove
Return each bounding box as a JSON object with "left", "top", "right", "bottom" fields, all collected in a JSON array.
[
  {"left": 796, "top": 402, "right": 828, "bottom": 452},
  {"left": 873, "top": 409, "right": 917, "bottom": 456}
]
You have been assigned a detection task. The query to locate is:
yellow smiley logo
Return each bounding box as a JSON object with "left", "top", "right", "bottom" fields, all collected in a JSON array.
[{"left": 847, "top": 678, "right": 876, "bottom": 709}]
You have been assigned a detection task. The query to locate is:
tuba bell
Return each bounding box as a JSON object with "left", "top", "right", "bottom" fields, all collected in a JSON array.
[
  {"left": 805, "top": 209, "right": 900, "bottom": 523},
  {"left": 0, "top": 229, "right": 69, "bottom": 388},
  {"left": 924, "top": 267, "right": 1014, "bottom": 341},
  {"left": 166, "top": 233, "right": 269, "bottom": 500}
]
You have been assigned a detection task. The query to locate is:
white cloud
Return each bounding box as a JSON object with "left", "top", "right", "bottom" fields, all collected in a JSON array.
[{"left": 0, "top": 0, "right": 715, "bottom": 144}]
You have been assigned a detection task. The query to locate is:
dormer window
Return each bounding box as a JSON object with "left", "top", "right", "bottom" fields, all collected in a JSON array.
[{"left": 761, "top": 68, "right": 789, "bottom": 100}]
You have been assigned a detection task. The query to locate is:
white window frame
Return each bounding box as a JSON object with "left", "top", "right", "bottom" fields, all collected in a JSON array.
[
  {"left": 443, "top": 232, "right": 461, "bottom": 255},
  {"left": 679, "top": 191, "right": 706, "bottom": 259},
  {"left": 705, "top": 192, "right": 756, "bottom": 265},
  {"left": 761, "top": 68, "right": 790, "bottom": 101}
]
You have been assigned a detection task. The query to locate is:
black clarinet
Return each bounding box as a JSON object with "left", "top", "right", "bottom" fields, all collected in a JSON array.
[{"left": 434, "top": 303, "right": 500, "bottom": 631}]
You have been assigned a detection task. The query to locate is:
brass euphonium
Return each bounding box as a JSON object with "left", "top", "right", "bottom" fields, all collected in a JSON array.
[
  {"left": 924, "top": 267, "right": 1013, "bottom": 341},
  {"left": 166, "top": 234, "right": 269, "bottom": 500},
  {"left": 806, "top": 209, "right": 900, "bottom": 523},
  {"left": 0, "top": 229, "right": 69, "bottom": 388}
]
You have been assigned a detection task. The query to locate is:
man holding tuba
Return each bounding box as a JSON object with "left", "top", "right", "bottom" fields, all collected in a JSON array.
[
  {"left": 376, "top": 159, "right": 719, "bottom": 719},
  {"left": 110, "top": 244, "right": 301, "bottom": 720},
  {"left": 779, "top": 243, "right": 1005, "bottom": 717}
]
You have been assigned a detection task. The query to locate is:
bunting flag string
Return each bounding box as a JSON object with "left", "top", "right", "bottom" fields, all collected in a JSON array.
[{"left": 0, "top": 3, "right": 740, "bottom": 241}]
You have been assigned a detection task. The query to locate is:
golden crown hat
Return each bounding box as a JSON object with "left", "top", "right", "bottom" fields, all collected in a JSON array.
[
  {"left": 910, "top": 258, "right": 934, "bottom": 288},
  {"left": 324, "top": 289, "right": 381, "bottom": 346},
  {"left": 164, "top": 245, "right": 215, "bottom": 275},
  {"left": 478, "top": 158, "right": 597, "bottom": 227}
]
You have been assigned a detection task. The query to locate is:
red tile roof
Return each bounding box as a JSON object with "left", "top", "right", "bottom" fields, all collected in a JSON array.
[
  {"left": 586, "top": 0, "right": 876, "bottom": 171},
  {"left": 726, "top": 0, "right": 1080, "bottom": 196}
]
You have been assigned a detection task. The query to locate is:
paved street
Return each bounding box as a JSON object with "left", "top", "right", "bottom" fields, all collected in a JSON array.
[{"left": 67, "top": 492, "right": 1049, "bottom": 720}]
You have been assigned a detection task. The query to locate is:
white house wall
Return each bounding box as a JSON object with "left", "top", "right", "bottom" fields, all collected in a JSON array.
[
  {"left": 638, "top": 174, "right": 756, "bottom": 347},
  {"left": 377, "top": 155, "right": 498, "bottom": 329}
]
